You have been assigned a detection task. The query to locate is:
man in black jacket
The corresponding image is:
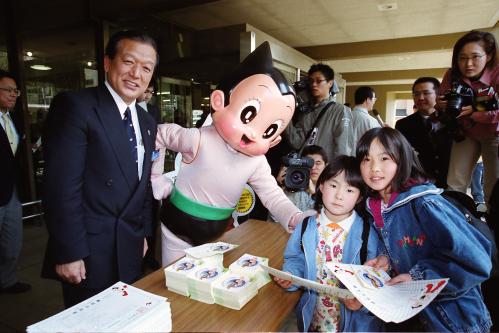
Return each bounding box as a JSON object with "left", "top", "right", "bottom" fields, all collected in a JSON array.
[
  {"left": 395, "top": 77, "right": 452, "bottom": 188},
  {"left": 0, "top": 70, "right": 31, "bottom": 294}
]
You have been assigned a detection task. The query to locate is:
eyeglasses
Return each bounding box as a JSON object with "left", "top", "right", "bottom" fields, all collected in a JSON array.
[
  {"left": 308, "top": 78, "right": 327, "bottom": 85},
  {"left": 0, "top": 87, "right": 21, "bottom": 97},
  {"left": 458, "top": 54, "right": 486, "bottom": 63},
  {"left": 144, "top": 89, "right": 155, "bottom": 95},
  {"left": 412, "top": 90, "right": 435, "bottom": 97}
]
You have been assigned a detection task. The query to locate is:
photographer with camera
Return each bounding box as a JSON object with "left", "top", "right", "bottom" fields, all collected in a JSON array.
[
  {"left": 270, "top": 146, "right": 328, "bottom": 221},
  {"left": 437, "top": 30, "right": 499, "bottom": 208},
  {"left": 284, "top": 64, "right": 354, "bottom": 163}
]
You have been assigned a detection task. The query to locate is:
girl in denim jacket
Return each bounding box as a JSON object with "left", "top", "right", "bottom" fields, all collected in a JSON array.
[
  {"left": 358, "top": 127, "right": 492, "bottom": 332},
  {"left": 274, "top": 156, "right": 384, "bottom": 332}
]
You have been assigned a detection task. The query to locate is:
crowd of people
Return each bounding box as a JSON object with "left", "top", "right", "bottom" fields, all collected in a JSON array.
[{"left": 0, "top": 27, "right": 497, "bottom": 332}]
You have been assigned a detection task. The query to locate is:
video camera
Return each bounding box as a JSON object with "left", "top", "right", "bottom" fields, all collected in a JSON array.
[
  {"left": 281, "top": 152, "right": 314, "bottom": 191},
  {"left": 437, "top": 82, "right": 474, "bottom": 142},
  {"left": 292, "top": 77, "right": 341, "bottom": 115}
]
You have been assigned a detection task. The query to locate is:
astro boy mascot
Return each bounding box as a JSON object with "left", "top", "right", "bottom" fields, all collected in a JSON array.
[{"left": 151, "top": 42, "right": 311, "bottom": 265}]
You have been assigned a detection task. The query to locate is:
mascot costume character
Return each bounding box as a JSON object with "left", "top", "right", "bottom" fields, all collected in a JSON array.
[{"left": 151, "top": 42, "right": 310, "bottom": 264}]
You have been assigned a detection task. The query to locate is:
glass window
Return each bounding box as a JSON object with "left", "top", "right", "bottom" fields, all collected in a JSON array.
[{"left": 22, "top": 25, "right": 97, "bottom": 197}]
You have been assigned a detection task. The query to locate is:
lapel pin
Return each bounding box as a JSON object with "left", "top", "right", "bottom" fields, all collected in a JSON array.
[{"left": 147, "top": 129, "right": 151, "bottom": 136}]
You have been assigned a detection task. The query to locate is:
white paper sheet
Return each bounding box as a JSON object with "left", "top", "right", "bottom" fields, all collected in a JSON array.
[
  {"left": 27, "top": 282, "right": 171, "bottom": 332},
  {"left": 326, "top": 263, "right": 448, "bottom": 323},
  {"left": 261, "top": 265, "right": 355, "bottom": 299}
]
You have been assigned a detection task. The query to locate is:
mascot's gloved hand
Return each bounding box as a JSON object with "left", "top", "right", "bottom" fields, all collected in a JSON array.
[
  {"left": 151, "top": 174, "right": 173, "bottom": 200},
  {"left": 288, "top": 209, "right": 317, "bottom": 233}
]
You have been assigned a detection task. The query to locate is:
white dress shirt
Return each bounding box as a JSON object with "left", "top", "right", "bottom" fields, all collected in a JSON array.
[
  {"left": 105, "top": 82, "right": 144, "bottom": 180},
  {"left": 0, "top": 110, "right": 19, "bottom": 153}
]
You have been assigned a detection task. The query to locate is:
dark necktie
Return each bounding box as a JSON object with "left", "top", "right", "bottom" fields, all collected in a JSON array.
[{"left": 123, "top": 107, "right": 138, "bottom": 164}]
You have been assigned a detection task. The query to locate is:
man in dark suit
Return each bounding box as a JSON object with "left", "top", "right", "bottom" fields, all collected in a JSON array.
[
  {"left": 0, "top": 70, "right": 31, "bottom": 294},
  {"left": 137, "top": 80, "right": 161, "bottom": 124},
  {"left": 42, "top": 30, "right": 158, "bottom": 307},
  {"left": 395, "top": 77, "right": 452, "bottom": 188}
]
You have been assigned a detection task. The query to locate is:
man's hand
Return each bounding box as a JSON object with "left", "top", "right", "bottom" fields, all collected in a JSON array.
[
  {"left": 56, "top": 260, "right": 86, "bottom": 284},
  {"left": 274, "top": 275, "right": 293, "bottom": 289},
  {"left": 364, "top": 255, "right": 390, "bottom": 272},
  {"left": 386, "top": 273, "right": 413, "bottom": 286}
]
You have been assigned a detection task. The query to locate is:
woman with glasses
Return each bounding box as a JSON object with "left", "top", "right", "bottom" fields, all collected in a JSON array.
[{"left": 437, "top": 30, "right": 499, "bottom": 210}]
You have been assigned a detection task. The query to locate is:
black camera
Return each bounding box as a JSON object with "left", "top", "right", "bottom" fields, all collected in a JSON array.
[
  {"left": 438, "top": 82, "right": 474, "bottom": 142},
  {"left": 282, "top": 153, "right": 314, "bottom": 191},
  {"left": 293, "top": 79, "right": 313, "bottom": 114}
]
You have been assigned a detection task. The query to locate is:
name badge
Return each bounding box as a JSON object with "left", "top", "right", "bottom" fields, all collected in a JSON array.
[{"left": 151, "top": 149, "right": 160, "bottom": 162}]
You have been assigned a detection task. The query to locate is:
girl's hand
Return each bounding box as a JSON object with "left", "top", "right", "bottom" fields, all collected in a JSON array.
[
  {"left": 340, "top": 297, "right": 362, "bottom": 311},
  {"left": 457, "top": 105, "right": 473, "bottom": 118},
  {"left": 364, "top": 255, "right": 390, "bottom": 272},
  {"left": 386, "top": 273, "right": 412, "bottom": 286},
  {"left": 436, "top": 95, "right": 447, "bottom": 110},
  {"left": 274, "top": 275, "right": 293, "bottom": 289}
]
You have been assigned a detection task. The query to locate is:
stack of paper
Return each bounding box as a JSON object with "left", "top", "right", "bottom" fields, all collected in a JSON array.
[
  {"left": 27, "top": 282, "right": 171, "bottom": 332},
  {"left": 229, "top": 253, "right": 271, "bottom": 288},
  {"left": 212, "top": 272, "right": 258, "bottom": 310},
  {"left": 186, "top": 263, "right": 225, "bottom": 304},
  {"left": 164, "top": 255, "right": 223, "bottom": 296},
  {"left": 164, "top": 257, "right": 202, "bottom": 296},
  {"left": 184, "top": 241, "right": 238, "bottom": 259}
]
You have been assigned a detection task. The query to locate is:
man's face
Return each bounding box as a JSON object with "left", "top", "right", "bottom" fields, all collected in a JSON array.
[
  {"left": 306, "top": 153, "right": 326, "bottom": 184},
  {"left": 308, "top": 71, "right": 333, "bottom": 103},
  {"left": 412, "top": 82, "right": 437, "bottom": 116},
  {"left": 0, "top": 77, "right": 19, "bottom": 111},
  {"left": 138, "top": 86, "right": 154, "bottom": 103},
  {"left": 104, "top": 39, "right": 156, "bottom": 105},
  {"left": 211, "top": 74, "right": 295, "bottom": 157},
  {"left": 366, "top": 93, "right": 376, "bottom": 111}
]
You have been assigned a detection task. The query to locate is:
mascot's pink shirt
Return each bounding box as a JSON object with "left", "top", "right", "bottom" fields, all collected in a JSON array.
[{"left": 151, "top": 123, "right": 301, "bottom": 231}]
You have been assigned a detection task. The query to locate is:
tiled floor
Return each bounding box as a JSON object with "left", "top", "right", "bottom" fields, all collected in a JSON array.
[{"left": 0, "top": 221, "right": 63, "bottom": 332}]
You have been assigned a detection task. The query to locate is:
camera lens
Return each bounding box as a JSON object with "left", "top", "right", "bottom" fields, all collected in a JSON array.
[{"left": 290, "top": 170, "right": 305, "bottom": 185}]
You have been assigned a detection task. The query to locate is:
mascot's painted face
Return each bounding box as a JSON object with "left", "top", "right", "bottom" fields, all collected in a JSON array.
[{"left": 211, "top": 74, "right": 295, "bottom": 157}]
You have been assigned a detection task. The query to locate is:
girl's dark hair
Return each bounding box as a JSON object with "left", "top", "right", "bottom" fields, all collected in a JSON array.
[
  {"left": 314, "top": 155, "right": 366, "bottom": 211},
  {"left": 356, "top": 127, "right": 428, "bottom": 196},
  {"left": 451, "top": 30, "right": 498, "bottom": 80}
]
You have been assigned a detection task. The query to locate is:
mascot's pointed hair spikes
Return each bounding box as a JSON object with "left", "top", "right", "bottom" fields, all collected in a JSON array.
[{"left": 217, "top": 41, "right": 295, "bottom": 106}]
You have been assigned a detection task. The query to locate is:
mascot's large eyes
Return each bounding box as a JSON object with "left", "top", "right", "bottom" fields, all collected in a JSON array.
[
  {"left": 240, "top": 100, "right": 260, "bottom": 124},
  {"left": 262, "top": 120, "right": 283, "bottom": 139}
]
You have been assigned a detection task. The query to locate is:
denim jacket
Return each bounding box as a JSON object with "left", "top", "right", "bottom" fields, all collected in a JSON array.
[
  {"left": 366, "top": 183, "right": 492, "bottom": 332},
  {"left": 283, "top": 211, "right": 384, "bottom": 332}
]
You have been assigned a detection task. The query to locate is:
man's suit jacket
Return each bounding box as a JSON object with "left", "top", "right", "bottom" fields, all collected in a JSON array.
[
  {"left": 395, "top": 112, "right": 452, "bottom": 188},
  {"left": 0, "top": 113, "right": 22, "bottom": 206},
  {"left": 147, "top": 104, "right": 161, "bottom": 124},
  {"left": 41, "top": 85, "right": 157, "bottom": 289}
]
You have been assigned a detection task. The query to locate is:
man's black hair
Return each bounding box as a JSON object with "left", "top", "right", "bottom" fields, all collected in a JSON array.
[
  {"left": 308, "top": 63, "right": 334, "bottom": 81},
  {"left": 354, "top": 86, "right": 375, "bottom": 105},
  {"left": 105, "top": 30, "right": 159, "bottom": 66},
  {"left": 411, "top": 77, "right": 440, "bottom": 93},
  {"left": 0, "top": 70, "right": 17, "bottom": 84},
  {"left": 217, "top": 42, "right": 295, "bottom": 106}
]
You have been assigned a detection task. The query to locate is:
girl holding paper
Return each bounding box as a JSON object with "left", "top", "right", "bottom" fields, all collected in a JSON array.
[
  {"left": 275, "top": 156, "right": 384, "bottom": 332},
  {"left": 358, "top": 127, "right": 492, "bottom": 332}
]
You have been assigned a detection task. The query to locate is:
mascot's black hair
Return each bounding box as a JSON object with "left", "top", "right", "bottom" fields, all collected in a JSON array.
[{"left": 217, "top": 41, "right": 295, "bottom": 106}]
